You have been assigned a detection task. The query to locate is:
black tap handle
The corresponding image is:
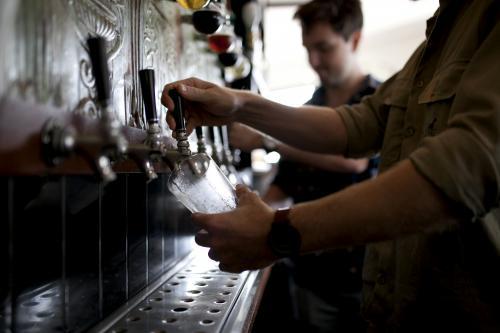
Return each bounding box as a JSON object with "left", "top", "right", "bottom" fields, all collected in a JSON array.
[
  {"left": 220, "top": 125, "right": 231, "bottom": 149},
  {"left": 168, "top": 89, "right": 186, "bottom": 132},
  {"left": 139, "top": 69, "right": 158, "bottom": 123},
  {"left": 87, "top": 37, "right": 111, "bottom": 106},
  {"left": 195, "top": 127, "right": 203, "bottom": 140},
  {"left": 217, "top": 126, "right": 224, "bottom": 145},
  {"left": 207, "top": 126, "right": 216, "bottom": 142}
]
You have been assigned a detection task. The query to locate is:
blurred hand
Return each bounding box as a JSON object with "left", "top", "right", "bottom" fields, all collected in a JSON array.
[
  {"left": 229, "top": 123, "right": 263, "bottom": 152},
  {"left": 192, "top": 184, "right": 277, "bottom": 273},
  {"left": 161, "top": 77, "right": 241, "bottom": 135}
]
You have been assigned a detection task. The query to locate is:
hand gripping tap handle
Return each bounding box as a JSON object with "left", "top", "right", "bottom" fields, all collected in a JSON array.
[
  {"left": 139, "top": 69, "right": 158, "bottom": 124},
  {"left": 87, "top": 37, "right": 111, "bottom": 107}
]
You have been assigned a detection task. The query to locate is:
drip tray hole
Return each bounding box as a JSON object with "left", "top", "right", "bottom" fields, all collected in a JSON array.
[
  {"left": 163, "top": 318, "right": 177, "bottom": 324},
  {"left": 173, "top": 307, "right": 188, "bottom": 312},
  {"left": 200, "top": 319, "right": 214, "bottom": 325},
  {"left": 150, "top": 297, "right": 163, "bottom": 302}
]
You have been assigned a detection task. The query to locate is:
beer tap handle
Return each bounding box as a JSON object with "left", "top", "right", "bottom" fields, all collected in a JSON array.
[
  {"left": 139, "top": 69, "right": 158, "bottom": 124},
  {"left": 195, "top": 127, "right": 207, "bottom": 154},
  {"left": 168, "top": 89, "right": 187, "bottom": 133},
  {"left": 87, "top": 37, "right": 111, "bottom": 107},
  {"left": 219, "top": 126, "right": 230, "bottom": 150},
  {"left": 207, "top": 126, "right": 215, "bottom": 143},
  {"left": 168, "top": 89, "right": 190, "bottom": 155},
  {"left": 195, "top": 127, "right": 203, "bottom": 140}
]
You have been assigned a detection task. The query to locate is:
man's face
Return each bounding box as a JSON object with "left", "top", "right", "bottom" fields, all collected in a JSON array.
[{"left": 302, "top": 22, "right": 359, "bottom": 87}]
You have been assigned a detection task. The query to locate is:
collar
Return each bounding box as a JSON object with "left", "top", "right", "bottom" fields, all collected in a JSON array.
[{"left": 307, "top": 75, "right": 380, "bottom": 106}]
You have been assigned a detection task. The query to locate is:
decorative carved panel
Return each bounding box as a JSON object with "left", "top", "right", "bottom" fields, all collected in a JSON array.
[{"left": 0, "top": 0, "right": 223, "bottom": 135}]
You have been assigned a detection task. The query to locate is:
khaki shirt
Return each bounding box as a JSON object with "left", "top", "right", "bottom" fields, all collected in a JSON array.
[{"left": 336, "top": 1, "right": 500, "bottom": 331}]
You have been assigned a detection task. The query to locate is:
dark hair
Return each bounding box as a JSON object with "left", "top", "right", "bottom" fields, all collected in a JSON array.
[{"left": 294, "top": 0, "right": 363, "bottom": 40}]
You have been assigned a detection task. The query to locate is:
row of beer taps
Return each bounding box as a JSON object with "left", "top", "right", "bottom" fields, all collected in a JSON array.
[{"left": 41, "top": 36, "right": 241, "bottom": 185}]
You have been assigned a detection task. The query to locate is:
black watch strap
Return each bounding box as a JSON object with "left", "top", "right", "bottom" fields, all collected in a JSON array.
[
  {"left": 268, "top": 208, "right": 301, "bottom": 258},
  {"left": 274, "top": 208, "right": 291, "bottom": 225}
]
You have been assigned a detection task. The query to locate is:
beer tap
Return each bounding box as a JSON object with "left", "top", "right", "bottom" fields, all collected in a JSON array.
[
  {"left": 139, "top": 69, "right": 163, "bottom": 151},
  {"left": 41, "top": 36, "right": 128, "bottom": 183},
  {"left": 87, "top": 37, "right": 128, "bottom": 159},
  {"left": 130, "top": 69, "right": 193, "bottom": 179},
  {"left": 218, "top": 125, "right": 242, "bottom": 185},
  {"left": 207, "top": 126, "right": 224, "bottom": 167},
  {"left": 195, "top": 127, "right": 207, "bottom": 154},
  {"left": 121, "top": 68, "right": 163, "bottom": 183},
  {"left": 169, "top": 89, "right": 191, "bottom": 157},
  {"left": 41, "top": 118, "right": 116, "bottom": 183},
  {"left": 166, "top": 89, "right": 209, "bottom": 177},
  {"left": 219, "top": 125, "right": 233, "bottom": 165}
]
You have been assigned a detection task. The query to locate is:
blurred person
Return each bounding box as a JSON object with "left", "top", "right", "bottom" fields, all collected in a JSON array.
[{"left": 162, "top": 0, "right": 500, "bottom": 331}]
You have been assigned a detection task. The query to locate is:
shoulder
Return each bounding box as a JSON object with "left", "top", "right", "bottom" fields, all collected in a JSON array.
[
  {"left": 305, "top": 86, "right": 326, "bottom": 106},
  {"left": 366, "top": 75, "right": 382, "bottom": 90},
  {"left": 348, "top": 75, "right": 381, "bottom": 104}
]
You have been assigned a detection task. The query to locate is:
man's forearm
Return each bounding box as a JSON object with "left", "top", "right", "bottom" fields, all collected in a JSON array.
[
  {"left": 289, "top": 159, "right": 462, "bottom": 253},
  {"left": 235, "top": 90, "right": 348, "bottom": 154},
  {"left": 274, "top": 141, "right": 369, "bottom": 173}
]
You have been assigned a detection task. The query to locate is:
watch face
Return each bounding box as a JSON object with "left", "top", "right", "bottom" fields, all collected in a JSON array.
[{"left": 268, "top": 223, "right": 301, "bottom": 257}]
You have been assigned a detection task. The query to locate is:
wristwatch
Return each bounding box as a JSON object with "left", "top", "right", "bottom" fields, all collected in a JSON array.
[{"left": 267, "top": 208, "right": 301, "bottom": 258}]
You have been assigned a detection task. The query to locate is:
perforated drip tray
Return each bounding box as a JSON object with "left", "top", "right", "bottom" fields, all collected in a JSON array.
[{"left": 92, "top": 248, "right": 266, "bottom": 333}]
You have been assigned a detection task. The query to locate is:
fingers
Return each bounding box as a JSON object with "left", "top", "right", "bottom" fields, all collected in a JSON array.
[
  {"left": 161, "top": 84, "right": 183, "bottom": 110},
  {"left": 235, "top": 184, "right": 260, "bottom": 206},
  {"left": 208, "top": 248, "right": 220, "bottom": 261},
  {"left": 166, "top": 111, "right": 176, "bottom": 131},
  {"left": 191, "top": 213, "right": 214, "bottom": 231},
  {"left": 161, "top": 77, "right": 213, "bottom": 109},
  {"left": 235, "top": 184, "right": 251, "bottom": 196},
  {"left": 219, "top": 262, "right": 244, "bottom": 273},
  {"left": 195, "top": 229, "right": 211, "bottom": 247}
]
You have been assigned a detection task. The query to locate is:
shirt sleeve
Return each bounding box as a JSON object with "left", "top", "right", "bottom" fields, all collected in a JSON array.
[
  {"left": 335, "top": 74, "right": 397, "bottom": 158},
  {"left": 410, "top": 20, "right": 500, "bottom": 218}
]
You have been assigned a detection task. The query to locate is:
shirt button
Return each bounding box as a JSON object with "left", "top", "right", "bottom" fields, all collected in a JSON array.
[
  {"left": 416, "top": 80, "right": 424, "bottom": 88},
  {"left": 377, "top": 272, "right": 387, "bottom": 285},
  {"left": 404, "top": 126, "right": 416, "bottom": 138}
]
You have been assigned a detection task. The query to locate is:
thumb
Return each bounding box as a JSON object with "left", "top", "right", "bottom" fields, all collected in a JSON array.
[
  {"left": 235, "top": 184, "right": 252, "bottom": 197},
  {"left": 235, "top": 184, "right": 259, "bottom": 205},
  {"left": 191, "top": 212, "right": 214, "bottom": 231}
]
